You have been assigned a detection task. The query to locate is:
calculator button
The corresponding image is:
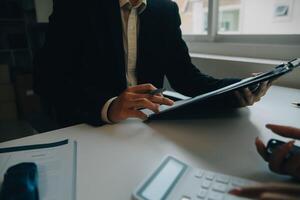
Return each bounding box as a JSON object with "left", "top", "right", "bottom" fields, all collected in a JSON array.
[
  {"left": 205, "top": 172, "right": 215, "bottom": 180},
  {"left": 231, "top": 178, "right": 247, "bottom": 187},
  {"left": 208, "top": 191, "right": 224, "bottom": 200},
  {"left": 212, "top": 182, "right": 227, "bottom": 193},
  {"left": 197, "top": 189, "right": 208, "bottom": 199},
  {"left": 195, "top": 170, "right": 204, "bottom": 178},
  {"left": 202, "top": 180, "right": 212, "bottom": 189},
  {"left": 216, "top": 175, "right": 229, "bottom": 184}
]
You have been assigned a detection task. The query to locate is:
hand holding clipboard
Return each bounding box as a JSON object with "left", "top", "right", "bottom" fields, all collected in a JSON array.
[{"left": 147, "top": 58, "right": 300, "bottom": 120}]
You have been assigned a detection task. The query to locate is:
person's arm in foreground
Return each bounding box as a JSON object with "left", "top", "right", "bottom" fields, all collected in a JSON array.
[{"left": 230, "top": 124, "right": 300, "bottom": 199}]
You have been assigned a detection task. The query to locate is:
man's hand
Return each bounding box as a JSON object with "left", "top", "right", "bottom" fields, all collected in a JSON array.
[
  {"left": 229, "top": 182, "right": 300, "bottom": 200},
  {"left": 255, "top": 124, "right": 300, "bottom": 179},
  {"left": 235, "top": 72, "right": 273, "bottom": 107},
  {"left": 108, "top": 84, "right": 174, "bottom": 123},
  {"left": 234, "top": 81, "right": 271, "bottom": 107}
]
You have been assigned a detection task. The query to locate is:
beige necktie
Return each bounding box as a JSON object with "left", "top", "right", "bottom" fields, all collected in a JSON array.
[{"left": 127, "top": 7, "right": 138, "bottom": 86}]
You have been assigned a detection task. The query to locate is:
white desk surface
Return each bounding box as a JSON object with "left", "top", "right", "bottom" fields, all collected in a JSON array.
[{"left": 1, "top": 86, "right": 300, "bottom": 200}]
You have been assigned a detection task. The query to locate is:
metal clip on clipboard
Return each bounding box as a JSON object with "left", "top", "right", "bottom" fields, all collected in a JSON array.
[
  {"left": 251, "top": 58, "right": 300, "bottom": 82},
  {"left": 247, "top": 58, "right": 300, "bottom": 92},
  {"left": 234, "top": 58, "right": 300, "bottom": 94},
  {"left": 288, "top": 58, "right": 300, "bottom": 70}
]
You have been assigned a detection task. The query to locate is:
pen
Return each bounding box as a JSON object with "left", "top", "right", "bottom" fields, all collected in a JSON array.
[
  {"left": 137, "top": 88, "right": 166, "bottom": 111},
  {"left": 292, "top": 102, "right": 300, "bottom": 107},
  {"left": 149, "top": 88, "right": 165, "bottom": 95}
]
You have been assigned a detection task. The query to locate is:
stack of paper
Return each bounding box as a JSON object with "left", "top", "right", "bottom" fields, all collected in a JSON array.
[{"left": 0, "top": 139, "right": 77, "bottom": 200}]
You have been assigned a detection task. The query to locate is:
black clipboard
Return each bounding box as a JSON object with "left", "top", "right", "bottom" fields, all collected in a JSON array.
[{"left": 146, "top": 58, "right": 300, "bottom": 120}]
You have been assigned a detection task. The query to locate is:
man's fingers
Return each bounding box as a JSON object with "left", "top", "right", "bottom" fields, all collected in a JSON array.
[
  {"left": 260, "top": 192, "right": 300, "bottom": 200},
  {"left": 127, "top": 110, "right": 148, "bottom": 121},
  {"left": 234, "top": 91, "right": 247, "bottom": 107},
  {"left": 255, "top": 137, "right": 268, "bottom": 161},
  {"left": 242, "top": 88, "right": 254, "bottom": 105},
  {"left": 125, "top": 92, "right": 155, "bottom": 101},
  {"left": 130, "top": 98, "right": 160, "bottom": 113},
  {"left": 266, "top": 124, "right": 300, "bottom": 139},
  {"left": 267, "top": 80, "right": 273, "bottom": 88},
  {"left": 127, "top": 83, "right": 156, "bottom": 93},
  {"left": 149, "top": 95, "right": 174, "bottom": 106},
  {"left": 125, "top": 93, "right": 152, "bottom": 100},
  {"left": 268, "top": 141, "right": 295, "bottom": 174},
  {"left": 229, "top": 183, "right": 300, "bottom": 198},
  {"left": 229, "top": 187, "right": 264, "bottom": 198},
  {"left": 283, "top": 153, "right": 300, "bottom": 177},
  {"left": 255, "top": 82, "right": 268, "bottom": 98},
  {"left": 124, "top": 92, "right": 174, "bottom": 106}
]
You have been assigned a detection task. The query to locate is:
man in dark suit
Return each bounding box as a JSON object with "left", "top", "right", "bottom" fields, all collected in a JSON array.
[{"left": 34, "top": 0, "right": 270, "bottom": 127}]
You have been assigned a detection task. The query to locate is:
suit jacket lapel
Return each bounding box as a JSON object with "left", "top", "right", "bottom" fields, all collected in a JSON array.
[
  {"left": 88, "top": 0, "right": 127, "bottom": 87},
  {"left": 137, "top": 0, "right": 157, "bottom": 84},
  {"left": 106, "top": 0, "right": 125, "bottom": 68}
]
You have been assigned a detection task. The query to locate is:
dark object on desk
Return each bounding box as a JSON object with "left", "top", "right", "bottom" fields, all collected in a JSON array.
[
  {"left": 267, "top": 139, "right": 300, "bottom": 159},
  {"left": 0, "top": 162, "right": 39, "bottom": 200}
]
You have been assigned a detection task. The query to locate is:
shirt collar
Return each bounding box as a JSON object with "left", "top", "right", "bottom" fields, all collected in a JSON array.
[{"left": 120, "top": 0, "right": 147, "bottom": 14}]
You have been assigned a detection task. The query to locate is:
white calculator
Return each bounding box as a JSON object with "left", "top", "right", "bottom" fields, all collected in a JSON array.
[{"left": 132, "top": 156, "right": 258, "bottom": 200}]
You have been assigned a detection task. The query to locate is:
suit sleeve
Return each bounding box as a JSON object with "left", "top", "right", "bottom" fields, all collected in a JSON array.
[
  {"left": 164, "top": 2, "right": 241, "bottom": 99},
  {"left": 33, "top": 0, "right": 110, "bottom": 126}
]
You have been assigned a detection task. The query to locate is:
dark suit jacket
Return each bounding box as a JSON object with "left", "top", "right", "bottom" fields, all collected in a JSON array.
[{"left": 34, "top": 0, "right": 239, "bottom": 127}]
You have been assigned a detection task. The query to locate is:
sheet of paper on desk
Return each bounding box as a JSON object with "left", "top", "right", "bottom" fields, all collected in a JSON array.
[{"left": 0, "top": 139, "right": 77, "bottom": 200}]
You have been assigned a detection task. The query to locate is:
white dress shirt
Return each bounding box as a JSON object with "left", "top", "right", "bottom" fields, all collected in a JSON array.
[{"left": 101, "top": 0, "right": 147, "bottom": 123}]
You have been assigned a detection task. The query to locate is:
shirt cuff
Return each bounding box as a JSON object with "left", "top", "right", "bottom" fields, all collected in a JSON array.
[{"left": 101, "top": 97, "right": 117, "bottom": 123}]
